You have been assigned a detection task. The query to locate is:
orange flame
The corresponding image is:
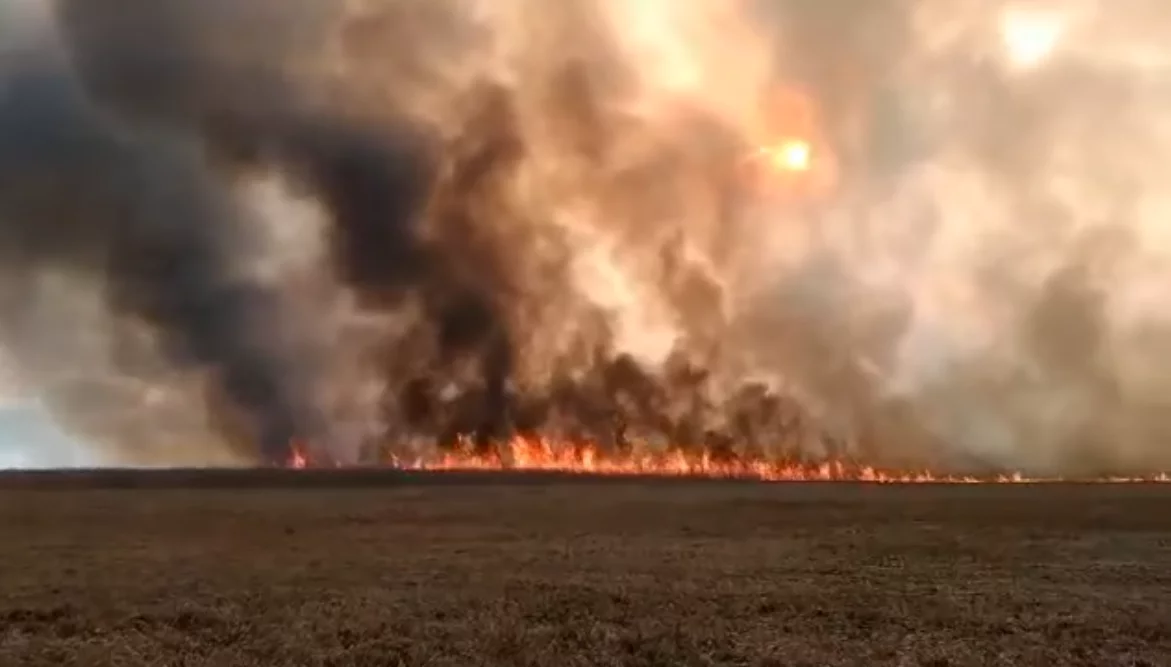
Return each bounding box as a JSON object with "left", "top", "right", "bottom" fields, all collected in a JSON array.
[
  {"left": 377, "top": 436, "right": 1171, "bottom": 484},
  {"left": 288, "top": 441, "right": 308, "bottom": 469}
]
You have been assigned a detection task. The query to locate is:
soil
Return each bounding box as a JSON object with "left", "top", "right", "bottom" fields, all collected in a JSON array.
[{"left": 1, "top": 471, "right": 1169, "bottom": 666}]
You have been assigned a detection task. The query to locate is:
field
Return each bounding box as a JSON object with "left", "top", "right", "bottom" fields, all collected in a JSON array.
[{"left": 1, "top": 471, "right": 1170, "bottom": 666}]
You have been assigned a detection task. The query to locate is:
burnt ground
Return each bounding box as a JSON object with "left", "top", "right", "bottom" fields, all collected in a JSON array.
[{"left": 0, "top": 472, "right": 1169, "bottom": 666}]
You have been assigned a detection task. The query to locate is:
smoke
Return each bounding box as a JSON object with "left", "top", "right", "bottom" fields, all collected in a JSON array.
[
  {"left": 0, "top": 0, "right": 332, "bottom": 465},
  {"left": 1, "top": 0, "right": 1169, "bottom": 474},
  {"left": 743, "top": 0, "right": 1171, "bottom": 474}
]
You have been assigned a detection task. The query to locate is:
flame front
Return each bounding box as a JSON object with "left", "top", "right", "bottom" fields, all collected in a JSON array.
[
  {"left": 288, "top": 441, "right": 308, "bottom": 469},
  {"left": 368, "top": 437, "right": 1171, "bottom": 484}
]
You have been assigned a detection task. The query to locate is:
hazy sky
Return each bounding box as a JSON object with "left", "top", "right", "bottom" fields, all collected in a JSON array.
[{"left": 0, "top": 401, "right": 103, "bottom": 468}]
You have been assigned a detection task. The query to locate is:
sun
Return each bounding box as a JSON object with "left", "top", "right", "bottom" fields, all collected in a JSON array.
[
  {"left": 999, "top": 6, "right": 1067, "bottom": 70},
  {"left": 763, "top": 139, "right": 812, "bottom": 173}
]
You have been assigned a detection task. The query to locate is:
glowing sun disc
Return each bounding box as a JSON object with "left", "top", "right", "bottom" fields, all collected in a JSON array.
[{"left": 761, "top": 139, "right": 812, "bottom": 173}]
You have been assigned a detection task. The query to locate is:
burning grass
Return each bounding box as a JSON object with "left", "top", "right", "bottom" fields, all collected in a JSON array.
[
  {"left": 293, "top": 436, "right": 1171, "bottom": 483},
  {"left": 1, "top": 477, "right": 1169, "bottom": 666},
  {"left": 408, "top": 438, "right": 1171, "bottom": 483}
]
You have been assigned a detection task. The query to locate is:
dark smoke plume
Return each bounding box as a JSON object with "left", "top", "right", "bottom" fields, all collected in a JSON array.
[
  {"left": 3, "top": 0, "right": 1168, "bottom": 476},
  {"left": 34, "top": 0, "right": 794, "bottom": 466},
  {"left": 0, "top": 0, "right": 336, "bottom": 465},
  {"left": 17, "top": 0, "right": 520, "bottom": 464}
]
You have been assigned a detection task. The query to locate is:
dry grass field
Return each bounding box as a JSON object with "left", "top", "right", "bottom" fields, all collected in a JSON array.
[{"left": 1, "top": 472, "right": 1170, "bottom": 666}]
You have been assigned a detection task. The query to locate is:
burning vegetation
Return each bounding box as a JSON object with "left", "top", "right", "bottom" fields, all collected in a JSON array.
[
  {"left": 409, "top": 437, "right": 1171, "bottom": 483},
  {"left": 1, "top": 0, "right": 1171, "bottom": 480}
]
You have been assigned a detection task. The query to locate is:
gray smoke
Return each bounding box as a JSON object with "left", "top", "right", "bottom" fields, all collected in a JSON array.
[
  {"left": 0, "top": 0, "right": 330, "bottom": 465},
  {"left": 1, "top": 0, "right": 1170, "bottom": 476}
]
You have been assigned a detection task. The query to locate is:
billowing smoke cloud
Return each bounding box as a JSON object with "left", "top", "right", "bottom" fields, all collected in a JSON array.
[
  {"left": 0, "top": 0, "right": 333, "bottom": 465},
  {"left": 2, "top": 0, "right": 1170, "bottom": 475},
  {"left": 744, "top": 0, "right": 1171, "bottom": 474}
]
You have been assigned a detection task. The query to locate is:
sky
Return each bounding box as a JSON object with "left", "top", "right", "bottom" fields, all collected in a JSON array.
[{"left": 0, "top": 400, "right": 104, "bottom": 468}]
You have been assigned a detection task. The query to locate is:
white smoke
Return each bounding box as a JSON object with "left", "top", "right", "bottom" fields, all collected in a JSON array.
[{"left": 736, "top": 0, "right": 1171, "bottom": 473}]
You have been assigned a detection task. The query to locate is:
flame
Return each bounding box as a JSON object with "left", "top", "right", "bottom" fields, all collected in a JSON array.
[
  {"left": 371, "top": 436, "right": 1171, "bottom": 484},
  {"left": 288, "top": 441, "right": 308, "bottom": 469}
]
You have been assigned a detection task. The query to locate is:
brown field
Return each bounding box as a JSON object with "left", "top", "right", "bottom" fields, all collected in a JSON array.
[{"left": 1, "top": 472, "right": 1170, "bottom": 666}]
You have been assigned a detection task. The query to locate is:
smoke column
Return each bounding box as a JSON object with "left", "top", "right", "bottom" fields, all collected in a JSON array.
[
  {"left": 745, "top": 0, "right": 1171, "bottom": 474},
  {"left": 0, "top": 0, "right": 331, "bottom": 466},
  {"left": 2, "top": 0, "right": 1170, "bottom": 475},
  {"left": 318, "top": 0, "right": 1171, "bottom": 475}
]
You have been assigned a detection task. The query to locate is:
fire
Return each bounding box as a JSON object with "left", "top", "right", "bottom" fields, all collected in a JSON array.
[
  {"left": 377, "top": 436, "right": 1171, "bottom": 484},
  {"left": 288, "top": 441, "right": 308, "bottom": 469}
]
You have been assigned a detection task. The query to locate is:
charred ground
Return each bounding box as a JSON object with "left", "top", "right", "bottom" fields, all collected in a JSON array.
[{"left": 1, "top": 473, "right": 1169, "bottom": 666}]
